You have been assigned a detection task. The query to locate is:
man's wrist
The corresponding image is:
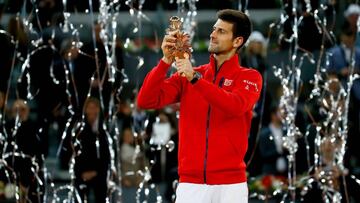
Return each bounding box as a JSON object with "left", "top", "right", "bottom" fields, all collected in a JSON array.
[
  {"left": 186, "top": 71, "right": 195, "bottom": 81},
  {"left": 190, "top": 71, "right": 202, "bottom": 84},
  {"left": 162, "top": 57, "right": 173, "bottom": 65}
]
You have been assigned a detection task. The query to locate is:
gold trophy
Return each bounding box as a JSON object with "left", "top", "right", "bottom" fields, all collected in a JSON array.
[{"left": 166, "top": 16, "right": 192, "bottom": 60}]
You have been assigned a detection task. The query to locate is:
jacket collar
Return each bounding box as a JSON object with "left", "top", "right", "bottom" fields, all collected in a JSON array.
[{"left": 209, "top": 53, "right": 240, "bottom": 72}]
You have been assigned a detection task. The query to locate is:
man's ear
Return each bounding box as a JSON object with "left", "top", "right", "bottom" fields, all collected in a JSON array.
[{"left": 233, "top": 37, "right": 244, "bottom": 49}]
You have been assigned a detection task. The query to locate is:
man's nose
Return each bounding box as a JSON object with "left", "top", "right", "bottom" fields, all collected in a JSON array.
[{"left": 210, "top": 29, "right": 217, "bottom": 38}]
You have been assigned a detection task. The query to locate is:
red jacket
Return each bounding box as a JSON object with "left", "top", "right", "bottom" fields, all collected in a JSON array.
[{"left": 137, "top": 54, "right": 262, "bottom": 184}]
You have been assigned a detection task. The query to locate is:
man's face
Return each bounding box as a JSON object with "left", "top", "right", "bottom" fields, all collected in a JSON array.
[
  {"left": 85, "top": 102, "right": 100, "bottom": 124},
  {"left": 208, "top": 19, "right": 239, "bottom": 54},
  {"left": 341, "top": 33, "right": 355, "bottom": 48},
  {"left": 347, "top": 14, "right": 359, "bottom": 26},
  {"left": 12, "top": 101, "right": 29, "bottom": 122},
  {"left": 248, "top": 41, "right": 264, "bottom": 55}
]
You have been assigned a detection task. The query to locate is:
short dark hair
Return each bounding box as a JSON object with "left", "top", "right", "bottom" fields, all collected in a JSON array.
[{"left": 217, "top": 9, "right": 252, "bottom": 48}]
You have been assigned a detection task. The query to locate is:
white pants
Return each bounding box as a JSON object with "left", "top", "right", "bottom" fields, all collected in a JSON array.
[{"left": 175, "top": 182, "right": 248, "bottom": 203}]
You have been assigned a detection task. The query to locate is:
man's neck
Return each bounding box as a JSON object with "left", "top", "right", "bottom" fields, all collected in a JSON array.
[
  {"left": 213, "top": 51, "right": 236, "bottom": 69},
  {"left": 270, "top": 121, "right": 282, "bottom": 128},
  {"left": 341, "top": 43, "right": 354, "bottom": 50}
]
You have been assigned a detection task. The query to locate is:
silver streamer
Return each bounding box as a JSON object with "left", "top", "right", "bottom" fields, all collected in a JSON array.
[
  {"left": 9, "top": 0, "right": 356, "bottom": 202},
  {"left": 257, "top": 1, "right": 360, "bottom": 203},
  {"left": 238, "top": 0, "right": 249, "bottom": 14}
]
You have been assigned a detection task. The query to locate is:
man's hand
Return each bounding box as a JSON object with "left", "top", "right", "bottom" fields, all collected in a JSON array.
[
  {"left": 340, "top": 67, "right": 349, "bottom": 77},
  {"left": 161, "top": 31, "right": 178, "bottom": 64},
  {"left": 82, "top": 170, "right": 97, "bottom": 181},
  {"left": 175, "top": 56, "right": 194, "bottom": 81}
]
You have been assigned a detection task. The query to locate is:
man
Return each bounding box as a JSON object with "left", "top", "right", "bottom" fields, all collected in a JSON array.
[
  {"left": 259, "top": 106, "right": 287, "bottom": 176},
  {"left": 5, "top": 100, "right": 45, "bottom": 203},
  {"left": 327, "top": 27, "right": 360, "bottom": 129},
  {"left": 74, "top": 97, "right": 110, "bottom": 203},
  {"left": 327, "top": 28, "right": 360, "bottom": 79},
  {"left": 343, "top": 4, "right": 360, "bottom": 47},
  {"left": 137, "top": 9, "right": 262, "bottom": 203}
]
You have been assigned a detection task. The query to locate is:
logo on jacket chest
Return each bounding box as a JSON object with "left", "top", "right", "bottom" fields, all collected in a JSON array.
[{"left": 223, "top": 79, "right": 233, "bottom": 86}]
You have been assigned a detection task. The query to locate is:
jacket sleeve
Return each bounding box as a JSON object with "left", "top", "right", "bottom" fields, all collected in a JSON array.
[
  {"left": 137, "top": 59, "right": 182, "bottom": 109},
  {"left": 192, "top": 69, "right": 262, "bottom": 117},
  {"left": 327, "top": 48, "right": 338, "bottom": 74}
]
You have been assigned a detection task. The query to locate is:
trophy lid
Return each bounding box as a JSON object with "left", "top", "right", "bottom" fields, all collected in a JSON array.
[{"left": 169, "top": 16, "right": 182, "bottom": 31}]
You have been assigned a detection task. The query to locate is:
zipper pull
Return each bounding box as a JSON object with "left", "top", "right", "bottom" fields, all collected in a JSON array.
[{"left": 219, "top": 77, "right": 225, "bottom": 88}]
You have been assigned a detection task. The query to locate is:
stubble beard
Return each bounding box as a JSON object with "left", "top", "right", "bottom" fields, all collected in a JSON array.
[{"left": 208, "top": 44, "right": 220, "bottom": 54}]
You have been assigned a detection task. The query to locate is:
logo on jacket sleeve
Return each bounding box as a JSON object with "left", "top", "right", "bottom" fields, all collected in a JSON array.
[{"left": 243, "top": 80, "right": 259, "bottom": 92}]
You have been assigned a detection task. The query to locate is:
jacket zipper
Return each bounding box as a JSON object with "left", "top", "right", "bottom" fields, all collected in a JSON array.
[{"left": 203, "top": 62, "right": 224, "bottom": 183}]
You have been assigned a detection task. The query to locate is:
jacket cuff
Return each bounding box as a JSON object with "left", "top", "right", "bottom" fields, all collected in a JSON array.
[
  {"left": 191, "top": 78, "right": 211, "bottom": 95},
  {"left": 191, "top": 78, "right": 205, "bottom": 88},
  {"left": 159, "top": 59, "right": 172, "bottom": 71}
]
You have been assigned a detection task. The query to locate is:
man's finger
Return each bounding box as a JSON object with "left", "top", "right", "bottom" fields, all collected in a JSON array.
[
  {"left": 183, "top": 53, "right": 189, "bottom": 59},
  {"left": 167, "top": 30, "right": 180, "bottom": 37},
  {"left": 163, "top": 42, "right": 176, "bottom": 47},
  {"left": 176, "top": 66, "right": 184, "bottom": 72},
  {"left": 164, "top": 36, "right": 176, "bottom": 42},
  {"left": 175, "top": 60, "right": 183, "bottom": 65},
  {"left": 177, "top": 70, "right": 186, "bottom": 77},
  {"left": 175, "top": 58, "right": 187, "bottom": 63}
]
